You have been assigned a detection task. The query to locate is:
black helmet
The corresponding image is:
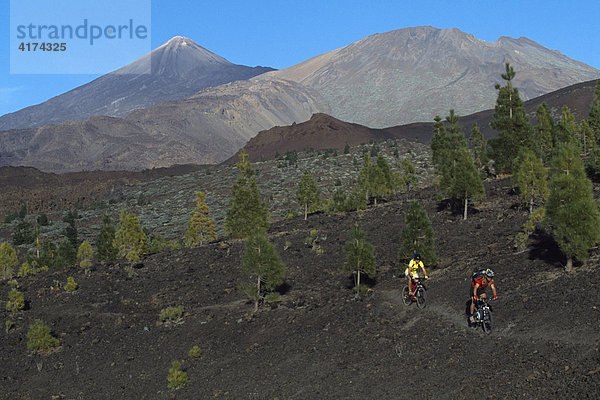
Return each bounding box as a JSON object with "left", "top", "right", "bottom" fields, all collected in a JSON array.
[
  {"left": 413, "top": 253, "right": 421, "bottom": 260},
  {"left": 484, "top": 268, "right": 494, "bottom": 278}
]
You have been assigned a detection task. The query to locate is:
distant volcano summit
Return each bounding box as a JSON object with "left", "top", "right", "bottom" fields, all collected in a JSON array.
[{"left": 0, "top": 37, "right": 274, "bottom": 130}]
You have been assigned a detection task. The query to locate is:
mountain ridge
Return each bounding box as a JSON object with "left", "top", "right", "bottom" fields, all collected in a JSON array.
[
  {"left": 0, "top": 37, "right": 275, "bottom": 131},
  {"left": 259, "top": 26, "right": 600, "bottom": 128}
]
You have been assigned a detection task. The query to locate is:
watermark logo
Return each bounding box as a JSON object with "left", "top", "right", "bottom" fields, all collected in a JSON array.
[{"left": 10, "top": 0, "right": 151, "bottom": 74}]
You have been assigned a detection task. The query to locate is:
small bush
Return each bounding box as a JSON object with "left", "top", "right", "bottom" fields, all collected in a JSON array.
[
  {"left": 6, "top": 288, "right": 25, "bottom": 313},
  {"left": 167, "top": 361, "right": 188, "bottom": 390},
  {"left": 159, "top": 306, "right": 184, "bottom": 325},
  {"left": 188, "top": 345, "right": 203, "bottom": 359},
  {"left": 27, "top": 319, "right": 59, "bottom": 353},
  {"left": 65, "top": 277, "right": 78, "bottom": 292}
]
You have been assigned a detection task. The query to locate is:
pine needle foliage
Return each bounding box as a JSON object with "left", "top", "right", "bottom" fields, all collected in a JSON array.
[
  {"left": 296, "top": 170, "right": 321, "bottom": 220},
  {"left": 0, "top": 242, "right": 18, "bottom": 280},
  {"left": 398, "top": 201, "right": 437, "bottom": 266},
  {"left": 114, "top": 210, "right": 147, "bottom": 263},
  {"left": 241, "top": 229, "right": 286, "bottom": 312},
  {"left": 225, "top": 151, "right": 269, "bottom": 239},
  {"left": 514, "top": 150, "right": 549, "bottom": 213},
  {"left": 547, "top": 143, "right": 600, "bottom": 271},
  {"left": 489, "top": 63, "right": 534, "bottom": 173},
  {"left": 96, "top": 215, "right": 118, "bottom": 262},
  {"left": 185, "top": 191, "right": 218, "bottom": 246},
  {"left": 344, "top": 223, "right": 376, "bottom": 295},
  {"left": 77, "top": 240, "right": 94, "bottom": 272}
]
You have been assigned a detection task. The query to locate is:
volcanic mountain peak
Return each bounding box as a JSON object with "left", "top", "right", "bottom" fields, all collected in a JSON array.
[{"left": 116, "top": 36, "right": 232, "bottom": 76}]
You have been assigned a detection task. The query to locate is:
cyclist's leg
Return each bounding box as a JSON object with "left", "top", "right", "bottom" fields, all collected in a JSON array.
[{"left": 469, "top": 286, "right": 476, "bottom": 316}]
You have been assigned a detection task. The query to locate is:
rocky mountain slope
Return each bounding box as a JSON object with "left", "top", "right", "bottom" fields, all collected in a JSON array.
[
  {"left": 0, "top": 37, "right": 274, "bottom": 131},
  {"left": 0, "top": 79, "right": 328, "bottom": 172},
  {"left": 230, "top": 78, "right": 599, "bottom": 163},
  {"left": 1, "top": 172, "right": 598, "bottom": 399},
  {"left": 260, "top": 26, "right": 600, "bottom": 128}
]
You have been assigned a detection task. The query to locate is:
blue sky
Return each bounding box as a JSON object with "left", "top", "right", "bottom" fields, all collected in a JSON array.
[{"left": 1, "top": 0, "right": 599, "bottom": 117}]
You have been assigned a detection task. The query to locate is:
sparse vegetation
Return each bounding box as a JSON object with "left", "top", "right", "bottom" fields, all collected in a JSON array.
[
  {"left": 0, "top": 242, "right": 18, "bottom": 280},
  {"left": 185, "top": 191, "right": 218, "bottom": 247},
  {"left": 343, "top": 223, "right": 376, "bottom": 296},
  {"left": 114, "top": 210, "right": 148, "bottom": 263},
  {"left": 188, "top": 345, "right": 203, "bottom": 359},
  {"left": 159, "top": 306, "right": 184, "bottom": 325},
  {"left": 241, "top": 229, "right": 286, "bottom": 312},
  {"left": 167, "top": 361, "right": 188, "bottom": 390},
  {"left": 26, "top": 319, "right": 60, "bottom": 353},
  {"left": 77, "top": 240, "right": 94, "bottom": 273},
  {"left": 225, "top": 150, "right": 270, "bottom": 239},
  {"left": 6, "top": 288, "right": 25, "bottom": 313},
  {"left": 64, "top": 276, "right": 78, "bottom": 292}
]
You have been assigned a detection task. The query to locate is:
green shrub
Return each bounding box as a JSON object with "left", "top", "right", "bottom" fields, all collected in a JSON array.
[
  {"left": 26, "top": 319, "right": 59, "bottom": 353},
  {"left": 188, "top": 345, "right": 203, "bottom": 359},
  {"left": 6, "top": 288, "right": 25, "bottom": 313},
  {"left": 65, "top": 277, "right": 78, "bottom": 292},
  {"left": 159, "top": 306, "right": 184, "bottom": 324},
  {"left": 167, "top": 361, "right": 188, "bottom": 390}
]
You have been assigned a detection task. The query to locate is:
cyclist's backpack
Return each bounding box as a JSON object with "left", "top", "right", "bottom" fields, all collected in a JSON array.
[{"left": 471, "top": 270, "right": 485, "bottom": 283}]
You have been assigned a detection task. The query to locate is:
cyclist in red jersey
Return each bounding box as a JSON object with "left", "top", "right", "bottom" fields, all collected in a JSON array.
[{"left": 469, "top": 268, "right": 497, "bottom": 323}]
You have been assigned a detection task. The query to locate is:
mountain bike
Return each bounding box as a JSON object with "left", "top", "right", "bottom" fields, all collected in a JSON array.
[
  {"left": 470, "top": 297, "right": 493, "bottom": 333},
  {"left": 402, "top": 278, "right": 427, "bottom": 309}
]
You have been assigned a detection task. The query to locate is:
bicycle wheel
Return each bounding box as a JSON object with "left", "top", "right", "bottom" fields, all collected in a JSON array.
[
  {"left": 416, "top": 287, "right": 426, "bottom": 309},
  {"left": 402, "top": 286, "right": 412, "bottom": 306},
  {"left": 482, "top": 309, "right": 493, "bottom": 334}
]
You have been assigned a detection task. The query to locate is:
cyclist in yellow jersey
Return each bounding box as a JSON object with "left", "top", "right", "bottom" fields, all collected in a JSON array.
[{"left": 404, "top": 253, "right": 429, "bottom": 295}]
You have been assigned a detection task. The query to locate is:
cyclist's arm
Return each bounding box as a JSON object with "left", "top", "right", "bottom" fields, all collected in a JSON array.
[
  {"left": 420, "top": 264, "right": 428, "bottom": 278},
  {"left": 472, "top": 283, "right": 480, "bottom": 299},
  {"left": 490, "top": 281, "right": 497, "bottom": 298}
]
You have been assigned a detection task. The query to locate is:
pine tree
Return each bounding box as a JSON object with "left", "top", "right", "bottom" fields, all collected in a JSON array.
[
  {"left": 555, "top": 106, "right": 579, "bottom": 146},
  {"left": 588, "top": 80, "right": 600, "bottom": 137},
  {"left": 12, "top": 219, "right": 34, "bottom": 245},
  {"left": 0, "top": 242, "right": 18, "bottom": 280},
  {"left": 397, "top": 201, "right": 437, "bottom": 266},
  {"left": 400, "top": 158, "right": 417, "bottom": 191},
  {"left": 57, "top": 239, "right": 77, "bottom": 267},
  {"left": 62, "top": 210, "right": 78, "bottom": 248},
  {"left": 489, "top": 63, "right": 534, "bottom": 173},
  {"left": 468, "top": 123, "right": 489, "bottom": 177},
  {"left": 343, "top": 223, "right": 376, "bottom": 295},
  {"left": 114, "top": 210, "right": 148, "bottom": 263},
  {"left": 546, "top": 143, "right": 600, "bottom": 271},
  {"left": 225, "top": 150, "right": 269, "bottom": 239},
  {"left": 296, "top": 170, "right": 321, "bottom": 220},
  {"left": 97, "top": 215, "right": 118, "bottom": 262},
  {"left": 185, "top": 191, "right": 218, "bottom": 246},
  {"left": 534, "top": 103, "right": 555, "bottom": 163},
  {"left": 241, "top": 229, "right": 286, "bottom": 312},
  {"left": 431, "top": 115, "right": 448, "bottom": 169},
  {"left": 77, "top": 240, "right": 94, "bottom": 273},
  {"left": 357, "top": 153, "right": 376, "bottom": 203},
  {"left": 514, "top": 150, "right": 548, "bottom": 213},
  {"left": 437, "top": 110, "right": 485, "bottom": 219}
]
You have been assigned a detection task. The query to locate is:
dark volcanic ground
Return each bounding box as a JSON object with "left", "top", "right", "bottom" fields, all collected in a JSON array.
[{"left": 2, "top": 178, "right": 600, "bottom": 399}]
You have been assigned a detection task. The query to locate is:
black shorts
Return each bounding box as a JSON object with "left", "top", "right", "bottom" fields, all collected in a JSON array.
[{"left": 470, "top": 286, "right": 486, "bottom": 298}]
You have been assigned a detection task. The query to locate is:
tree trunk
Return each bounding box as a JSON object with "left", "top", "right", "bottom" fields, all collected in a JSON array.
[
  {"left": 304, "top": 203, "right": 308, "bottom": 220},
  {"left": 565, "top": 257, "right": 573, "bottom": 272},
  {"left": 254, "top": 275, "right": 261, "bottom": 313},
  {"left": 463, "top": 196, "right": 468, "bottom": 220},
  {"left": 529, "top": 195, "right": 534, "bottom": 214}
]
